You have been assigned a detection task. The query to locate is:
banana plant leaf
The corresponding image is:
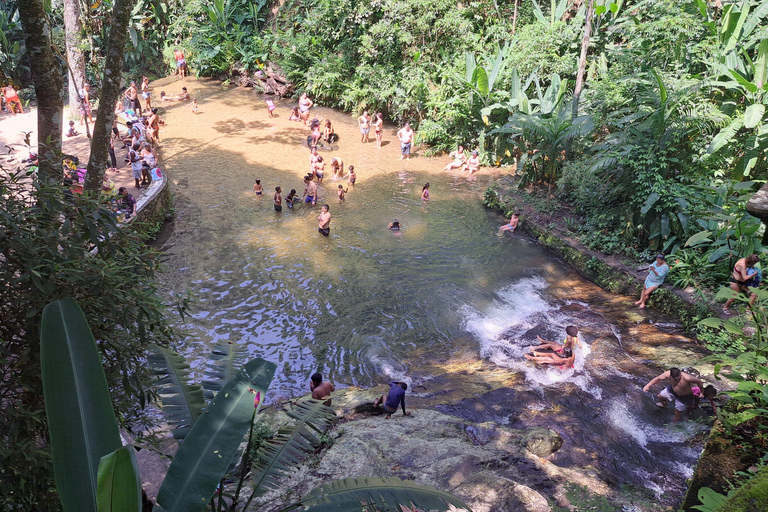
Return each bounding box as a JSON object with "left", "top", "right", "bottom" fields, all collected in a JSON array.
[
  {"left": 96, "top": 446, "right": 142, "bottom": 512},
  {"left": 251, "top": 399, "right": 337, "bottom": 496},
  {"left": 41, "top": 298, "right": 122, "bottom": 512},
  {"left": 202, "top": 340, "right": 249, "bottom": 397},
  {"left": 156, "top": 357, "right": 276, "bottom": 512},
  {"left": 282, "top": 477, "right": 471, "bottom": 512},
  {"left": 148, "top": 345, "right": 206, "bottom": 441}
]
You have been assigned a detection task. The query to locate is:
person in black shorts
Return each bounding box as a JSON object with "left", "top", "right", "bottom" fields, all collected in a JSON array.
[
  {"left": 317, "top": 204, "right": 331, "bottom": 236},
  {"left": 274, "top": 186, "right": 282, "bottom": 212}
]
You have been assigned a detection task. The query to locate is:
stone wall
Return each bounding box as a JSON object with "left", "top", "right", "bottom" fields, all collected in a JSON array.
[{"left": 124, "top": 173, "right": 171, "bottom": 230}]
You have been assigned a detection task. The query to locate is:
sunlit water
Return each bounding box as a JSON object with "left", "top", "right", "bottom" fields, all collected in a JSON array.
[{"left": 153, "top": 78, "right": 709, "bottom": 504}]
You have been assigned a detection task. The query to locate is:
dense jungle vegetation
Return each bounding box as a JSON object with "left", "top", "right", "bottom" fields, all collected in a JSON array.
[{"left": 3, "top": 0, "right": 768, "bottom": 511}]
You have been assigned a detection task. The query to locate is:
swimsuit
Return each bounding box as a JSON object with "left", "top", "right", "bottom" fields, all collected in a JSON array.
[
  {"left": 305, "top": 195, "right": 315, "bottom": 203},
  {"left": 318, "top": 227, "right": 330, "bottom": 237},
  {"left": 274, "top": 204, "right": 282, "bottom": 212},
  {"left": 299, "top": 99, "right": 311, "bottom": 113},
  {"left": 142, "top": 91, "right": 150, "bottom": 100}
]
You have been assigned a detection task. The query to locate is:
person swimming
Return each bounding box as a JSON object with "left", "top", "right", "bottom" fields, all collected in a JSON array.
[{"left": 388, "top": 220, "right": 401, "bottom": 230}]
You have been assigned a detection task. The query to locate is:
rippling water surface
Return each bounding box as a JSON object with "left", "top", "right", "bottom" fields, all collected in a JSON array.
[{"left": 154, "top": 78, "right": 709, "bottom": 503}]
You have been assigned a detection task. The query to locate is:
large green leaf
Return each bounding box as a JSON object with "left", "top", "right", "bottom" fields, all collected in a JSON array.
[
  {"left": 41, "top": 299, "right": 122, "bottom": 512},
  {"left": 202, "top": 340, "right": 249, "bottom": 397},
  {"left": 156, "top": 357, "right": 276, "bottom": 512},
  {"left": 685, "top": 230, "right": 713, "bottom": 247},
  {"left": 284, "top": 477, "right": 471, "bottom": 512},
  {"left": 96, "top": 447, "right": 142, "bottom": 512},
  {"left": 707, "top": 117, "right": 744, "bottom": 154},
  {"left": 474, "top": 66, "right": 489, "bottom": 97},
  {"left": 744, "top": 104, "right": 765, "bottom": 129},
  {"left": 755, "top": 39, "right": 768, "bottom": 89},
  {"left": 251, "top": 399, "right": 337, "bottom": 496},
  {"left": 148, "top": 345, "right": 206, "bottom": 441}
]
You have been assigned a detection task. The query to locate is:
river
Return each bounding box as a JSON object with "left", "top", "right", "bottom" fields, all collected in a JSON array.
[{"left": 153, "top": 77, "right": 711, "bottom": 505}]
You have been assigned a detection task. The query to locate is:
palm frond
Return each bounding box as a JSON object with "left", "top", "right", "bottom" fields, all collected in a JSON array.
[
  {"left": 148, "top": 345, "right": 206, "bottom": 441},
  {"left": 202, "top": 340, "right": 249, "bottom": 398},
  {"left": 283, "top": 476, "right": 471, "bottom": 512},
  {"left": 251, "top": 399, "right": 337, "bottom": 496}
]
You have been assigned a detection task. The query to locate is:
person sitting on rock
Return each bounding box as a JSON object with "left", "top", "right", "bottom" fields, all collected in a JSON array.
[
  {"left": 374, "top": 381, "right": 412, "bottom": 419},
  {"left": 116, "top": 187, "right": 136, "bottom": 217},
  {"left": 310, "top": 372, "right": 335, "bottom": 405},
  {"left": 635, "top": 253, "right": 669, "bottom": 309}
]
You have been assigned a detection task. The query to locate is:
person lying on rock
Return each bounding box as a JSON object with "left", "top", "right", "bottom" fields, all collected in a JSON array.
[
  {"left": 643, "top": 367, "right": 704, "bottom": 422},
  {"left": 374, "top": 381, "right": 412, "bottom": 419},
  {"left": 529, "top": 325, "right": 581, "bottom": 358},
  {"left": 310, "top": 372, "right": 335, "bottom": 405},
  {"left": 524, "top": 349, "right": 575, "bottom": 369}
]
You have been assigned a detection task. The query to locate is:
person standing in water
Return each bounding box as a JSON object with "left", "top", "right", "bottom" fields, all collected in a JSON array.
[
  {"left": 397, "top": 122, "right": 415, "bottom": 160},
  {"left": 274, "top": 186, "right": 283, "bottom": 212},
  {"left": 372, "top": 112, "right": 384, "bottom": 148},
  {"left": 643, "top": 367, "right": 704, "bottom": 422},
  {"left": 358, "top": 110, "right": 371, "bottom": 143},
  {"left": 421, "top": 183, "right": 430, "bottom": 202},
  {"left": 317, "top": 204, "right": 331, "bottom": 236}
]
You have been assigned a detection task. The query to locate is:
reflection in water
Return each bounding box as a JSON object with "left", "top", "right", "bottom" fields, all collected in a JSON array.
[{"left": 154, "top": 78, "right": 708, "bottom": 504}]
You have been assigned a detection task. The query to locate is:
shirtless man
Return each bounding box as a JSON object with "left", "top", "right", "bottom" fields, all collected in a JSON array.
[
  {"left": 643, "top": 367, "right": 704, "bottom": 422},
  {"left": 310, "top": 372, "right": 335, "bottom": 404},
  {"left": 302, "top": 176, "right": 318, "bottom": 206},
  {"left": 125, "top": 81, "right": 141, "bottom": 116},
  {"left": 358, "top": 110, "right": 371, "bottom": 143},
  {"left": 317, "top": 204, "right": 331, "bottom": 237},
  {"left": 397, "top": 122, "right": 415, "bottom": 160},
  {"left": 464, "top": 150, "right": 480, "bottom": 175},
  {"left": 160, "top": 87, "right": 190, "bottom": 102},
  {"left": 498, "top": 212, "right": 519, "bottom": 235},
  {"left": 724, "top": 254, "right": 760, "bottom": 314}
]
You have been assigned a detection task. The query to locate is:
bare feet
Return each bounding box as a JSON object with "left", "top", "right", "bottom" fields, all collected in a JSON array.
[
  {"left": 634, "top": 300, "right": 642, "bottom": 305},
  {"left": 373, "top": 397, "right": 381, "bottom": 408},
  {"left": 639, "top": 304, "right": 645, "bottom": 309},
  {"left": 385, "top": 414, "right": 391, "bottom": 419},
  {"left": 723, "top": 307, "right": 731, "bottom": 315}
]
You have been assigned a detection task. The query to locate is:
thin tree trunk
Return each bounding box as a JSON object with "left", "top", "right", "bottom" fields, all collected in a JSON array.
[
  {"left": 572, "top": 0, "right": 593, "bottom": 118},
  {"left": 512, "top": 0, "right": 519, "bottom": 36},
  {"left": 17, "top": 0, "right": 64, "bottom": 184},
  {"left": 85, "top": 0, "right": 137, "bottom": 191},
  {"left": 64, "top": 0, "right": 86, "bottom": 115}
]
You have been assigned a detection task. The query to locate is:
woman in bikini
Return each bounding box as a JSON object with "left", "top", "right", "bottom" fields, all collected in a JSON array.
[
  {"left": 298, "top": 92, "right": 313, "bottom": 125},
  {"left": 526, "top": 325, "right": 581, "bottom": 368},
  {"left": 372, "top": 112, "right": 384, "bottom": 148},
  {"left": 724, "top": 254, "right": 760, "bottom": 314}
]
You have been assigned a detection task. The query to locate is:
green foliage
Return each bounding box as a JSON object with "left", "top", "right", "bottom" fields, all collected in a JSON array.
[
  {"left": 0, "top": 164, "right": 173, "bottom": 510},
  {"left": 96, "top": 447, "right": 142, "bottom": 512},
  {"left": 549, "top": 483, "right": 621, "bottom": 512},
  {"left": 0, "top": 2, "right": 26, "bottom": 84}
]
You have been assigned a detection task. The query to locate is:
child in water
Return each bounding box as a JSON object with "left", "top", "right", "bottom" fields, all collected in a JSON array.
[
  {"left": 265, "top": 95, "right": 276, "bottom": 118},
  {"left": 285, "top": 189, "right": 297, "bottom": 208},
  {"left": 525, "top": 325, "right": 581, "bottom": 368},
  {"left": 421, "top": 183, "right": 430, "bottom": 201},
  {"left": 346, "top": 165, "right": 356, "bottom": 184},
  {"left": 252, "top": 179, "right": 263, "bottom": 195},
  {"left": 337, "top": 184, "right": 349, "bottom": 202}
]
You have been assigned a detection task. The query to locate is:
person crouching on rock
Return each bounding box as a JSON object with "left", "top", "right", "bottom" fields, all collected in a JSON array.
[{"left": 374, "top": 381, "right": 412, "bottom": 419}]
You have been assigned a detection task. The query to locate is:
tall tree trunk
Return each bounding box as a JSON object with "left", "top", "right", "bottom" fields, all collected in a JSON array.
[
  {"left": 64, "top": 0, "right": 86, "bottom": 115},
  {"left": 85, "top": 0, "right": 136, "bottom": 192},
  {"left": 572, "top": 0, "right": 594, "bottom": 118},
  {"left": 17, "top": 0, "right": 64, "bottom": 184},
  {"left": 512, "top": 0, "right": 519, "bottom": 36}
]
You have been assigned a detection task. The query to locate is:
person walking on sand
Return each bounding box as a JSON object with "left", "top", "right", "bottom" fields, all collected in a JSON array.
[
  {"left": 174, "top": 48, "right": 187, "bottom": 79},
  {"left": 724, "top": 254, "right": 760, "bottom": 314},
  {"left": 317, "top": 204, "right": 331, "bottom": 237},
  {"left": 643, "top": 367, "right": 704, "bottom": 422},
  {"left": 310, "top": 372, "right": 335, "bottom": 404},
  {"left": 374, "top": 381, "right": 412, "bottom": 419},
  {"left": 79, "top": 83, "right": 94, "bottom": 125},
  {"left": 498, "top": 212, "right": 520, "bottom": 236},
  {"left": 635, "top": 254, "right": 669, "bottom": 309},
  {"left": 358, "top": 110, "right": 371, "bottom": 143},
  {"left": 372, "top": 112, "right": 384, "bottom": 148},
  {"left": 397, "top": 122, "right": 415, "bottom": 160}
]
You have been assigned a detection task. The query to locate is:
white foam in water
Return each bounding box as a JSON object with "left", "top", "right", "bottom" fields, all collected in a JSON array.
[{"left": 462, "top": 277, "right": 600, "bottom": 397}]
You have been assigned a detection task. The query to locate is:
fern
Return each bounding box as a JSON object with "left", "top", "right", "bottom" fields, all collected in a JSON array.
[{"left": 250, "top": 398, "right": 337, "bottom": 496}]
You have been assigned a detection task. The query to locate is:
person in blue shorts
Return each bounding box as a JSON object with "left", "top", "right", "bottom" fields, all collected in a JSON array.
[{"left": 374, "top": 381, "right": 412, "bottom": 419}]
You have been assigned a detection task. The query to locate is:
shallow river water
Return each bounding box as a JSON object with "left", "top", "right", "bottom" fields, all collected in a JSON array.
[{"left": 154, "top": 77, "right": 710, "bottom": 505}]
